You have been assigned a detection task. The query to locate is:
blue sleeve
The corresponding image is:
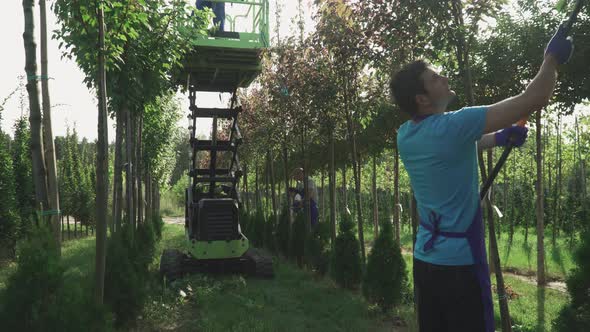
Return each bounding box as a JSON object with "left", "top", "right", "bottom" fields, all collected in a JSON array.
[{"left": 445, "top": 106, "right": 488, "bottom": 142}]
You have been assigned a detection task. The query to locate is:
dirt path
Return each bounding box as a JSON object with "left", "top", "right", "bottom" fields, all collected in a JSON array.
[{"left": 163, "top": 216, "right": 184, "bottom": 225}]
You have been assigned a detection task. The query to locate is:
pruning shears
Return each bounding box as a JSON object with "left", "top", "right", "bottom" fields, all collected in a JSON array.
[{"left": 480, "top": 0, "right": 586, "bottom": 201}]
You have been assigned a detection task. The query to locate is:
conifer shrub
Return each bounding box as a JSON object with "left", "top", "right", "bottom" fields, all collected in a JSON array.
[
  {"left": 362, "top": 218, "right": 409, "bottom": 312},
  {"left": 0, "top": 225, "right": 110, "bottom": 331},
  {"left": 291, "top": 210, "right": 306, "bottom": 266},
  {"left": 252, "top": 209, "right": 266, "bottom": 248},
  {"left": 276, "top": 204, "right": 290, "bottom": 257},
  {"left": 554, "top": 231, "right": 590, "bottom": 331},
  {"left": 330, "top": 212, "right": 362, "bottom": 289},
  {"left": 152, "top": 215, "right": 164, "bottom": 241},
  {"left": 104, "top": 220, "right": 159, "bottom": 327},
  {"left": 304, "top": 221, "right": 331, "bottom": 276},
  {"left": 0, "top": 136, "right": 19, "bottom": 259},
  {"left": 264, "top": 213, "right": 276, "bottom": 253},
  {"left": 135, "top": 219, "right": 157, "bottom": 272}
]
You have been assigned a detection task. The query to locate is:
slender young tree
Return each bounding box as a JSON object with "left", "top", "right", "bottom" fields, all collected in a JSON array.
[
  {"left": 95, "top": 1, "right": 108, "bottom": 305},
  {"left": 39, "top": 0, "right": 61, "bottom": 252},
  {"left": 22, "top": 0, "right": 49, "bottom": 227},
  {"left": 536, "top": 111, "right": 546, "bottom": 285}
]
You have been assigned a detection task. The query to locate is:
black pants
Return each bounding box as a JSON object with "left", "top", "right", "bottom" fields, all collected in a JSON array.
[{"left": 413, "top": 258, "right": 486, "bottom": 332}]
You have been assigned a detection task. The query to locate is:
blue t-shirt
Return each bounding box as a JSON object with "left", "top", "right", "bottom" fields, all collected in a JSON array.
[{"left": 397, "top": 106, "right": 488, "bottom": 265}]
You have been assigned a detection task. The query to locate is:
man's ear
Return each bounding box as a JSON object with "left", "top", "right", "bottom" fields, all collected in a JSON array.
[{"left": 415, "top": 94, "right": 429, "bottom": 108}]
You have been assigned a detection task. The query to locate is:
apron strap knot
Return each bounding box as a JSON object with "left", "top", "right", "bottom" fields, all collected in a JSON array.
[{"left": 420, "top": 211, "right": 467, "bottom": 251}]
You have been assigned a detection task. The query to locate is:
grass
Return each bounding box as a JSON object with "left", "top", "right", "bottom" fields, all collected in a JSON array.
[
  {"left": 495, "top": 230, "right": 576, "bottom": 280},
  {"left": 1, "top": 223, "right": 415, "bottom": 331},
  {"left": 491, "top": 275, "right": 569, "bottom": 332},
  {"left": 138, "top": 223, "right": 414, "bottom": 331},
  {"left": 392, "top": 223, "right": 576, "bottom": 280},
  {"left": 0, "top": 219, "right": 574, "bottom": 332},
  {"left": 160, "top": 190, "right": 184, "bottom": 217}
]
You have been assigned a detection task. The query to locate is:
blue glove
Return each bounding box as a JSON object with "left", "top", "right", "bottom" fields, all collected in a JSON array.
[
  {"left": 495, "top": 125, "right": 529, "bottom": 147},
  {"left": 545, "top": 24, "right": 574, "bottom": 64}
]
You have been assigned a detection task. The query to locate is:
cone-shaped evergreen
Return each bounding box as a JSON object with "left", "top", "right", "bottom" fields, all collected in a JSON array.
[
  {"left": 554, "top": 231, "right": 590, "bottom": 330},
  {"left": 330, "top": 212, "right": 362, "bottom": 289},
  {"left": 362, "top": 218, "right": 408, "bottom": 312},
  {"left": 276, "top": 204, "right": 290, "bottom": 257},
  {"left": 0, "top": 130, "right": 19, "bottom": 258},
  {"left": 11, "top": 117, "right": 34, "bottom": 232}
]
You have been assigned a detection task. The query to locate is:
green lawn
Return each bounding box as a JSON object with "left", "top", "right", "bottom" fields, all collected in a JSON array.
[
  {"left": 495, "top": 230, "right": 576, "bottom": 280},
  {"left": 0, "top": 221, "right": 573, "bottom": 332},
  {"left": 138, "top": 224, "right": 414, "bottom": 331},
  {"left": 1, "top": 224, "right": 415, "bottom": 331},
  {"left": 392, "top": 224, "right": 576, "bottom": 280},
  {"left": 492, "top": 275, "right": 569, "bottom": 332}
]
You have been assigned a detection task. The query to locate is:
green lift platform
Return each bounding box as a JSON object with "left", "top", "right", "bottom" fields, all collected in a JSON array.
[{"left": 160, "top": 0, "right": 273, "bottom": 281}]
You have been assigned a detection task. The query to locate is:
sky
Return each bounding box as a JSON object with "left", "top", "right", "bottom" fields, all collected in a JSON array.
[{"left": 0, "top": 0, "right": 315, "bottom": 141}]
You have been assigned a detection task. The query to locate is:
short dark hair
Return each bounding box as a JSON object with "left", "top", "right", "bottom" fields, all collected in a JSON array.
[{"left": 390, "top": 60, "right": 429, "bottom": 116}]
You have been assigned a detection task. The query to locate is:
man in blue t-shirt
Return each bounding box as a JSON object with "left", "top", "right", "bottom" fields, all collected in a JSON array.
[{"left": 391, "top": 25, "right": 574, "bottom": 332}]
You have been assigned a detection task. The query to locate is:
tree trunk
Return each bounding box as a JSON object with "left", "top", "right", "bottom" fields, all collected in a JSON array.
[
  {"left": 155, "top": 181, "right": 161, "bottom": 217},
  {"left": 536, "top": 112, "right": 546, "bottom": 286},
  {"left": 283, "top": 144, "right": 292, "bottom": 242},
  {"left": 67, "top": 215, "right": 70, "bottom": 240},
  {"left": 265, "top": 150, "right": 271, "bottom": 217},
  {"left": 487, "top": 190, "right": 512, "bottom": 332},
  {"left": 342, "top": 165, "right": 347, "bottom": 211},
  {"left": 255, "top": 164, "right": 260, "bottom": 211},
  {"left": 22, "top": 0, "right": 49, "bottom": 224},
  {"left": 329, "top": 133, "right": 336, "bottom": 246},
  {"left": 410, "top": 191, "right": 417, "bottom": 252},
  {"left": 137, "top": 114, "right": 143, "bottom": 225},
  {"left": 113, "top": 107, "right": 124, "bottom": 232},
  {"left": 151, "top": 175, "right": 157, "bottom": 220},
  {"left": 269, "top": 150, "right": 278, "bottom": 226},
  {"left": 302, "top": 131, "right": 311, "bottom": 234},
  {"left": 126, "top": 109, "right": 134, "bottom": 238},
  {"left": 39, "top": 0, "right": 61, "bottom": 252},
  {"left": 394, "top": 147, "right": 401, "bottom": 244},
  {"left": 145, "top": 164, "right": 152, "bottom": 223},
  {"left": 557, "top": 115, "right": 562, "bottom": 236},
  {"left": 372, "top": 154, "right": 378, "bottom": 240},
  {"left": 243, "top": 163, "right": 249, "bottom": 213},
  {"left": 321, "top": 168, "right": 325, "bottom": 223},
  {"left": 94, "top": 3, "right": 108, "bottom": 306},
  {"left": 487, "top": 150, "right": 496, "bottom": 274},
  {"left": 346, "top": 103, "right": 365, "bottom": 263},
  {"left": 352, "top": 153, "right": 365, "bottom": 263},
  {"left": 132, "top": 112, "right": 138, "bottom": 228},
  {"left": 501, "top": 158, "right": 507, "bottom": 240},
  {"left": 525, "top": 156, "right": 532, "bottom": 245},
  {"left": 510, "top": 153, "right": 516, "bottom": 242}
]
